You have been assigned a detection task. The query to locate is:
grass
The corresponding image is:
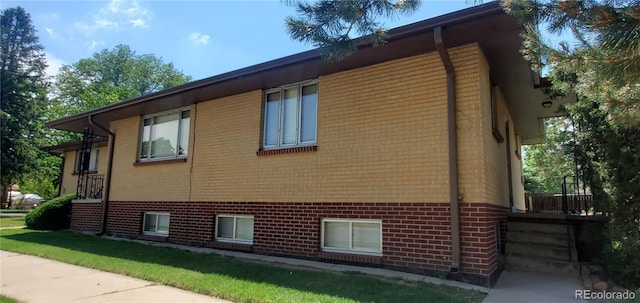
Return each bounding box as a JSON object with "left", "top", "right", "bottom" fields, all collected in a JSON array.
[
  {"left": 0, "top": 210, "right": 29, "bottom": 214},
  {"left": 0, "top": 294, "right": 22, "bottom": 303},
  {"left": 0, "top": 229, "right": 484, "bottom": 303},
  {"left": 0, "top": 217, "right": 25, "bottom": 228}
]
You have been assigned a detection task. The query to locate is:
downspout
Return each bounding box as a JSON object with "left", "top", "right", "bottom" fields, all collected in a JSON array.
[
  {"left": 434, "top": 26, "right": 460, "bottom": 271},
  {"left": 88, "top": 115, "right": 115, "bottom": 235},
  {"left": 57, "top": 155, "right": 65, "bottom": 197}
]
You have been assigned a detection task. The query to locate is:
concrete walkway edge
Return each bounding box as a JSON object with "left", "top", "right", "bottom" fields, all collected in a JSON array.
[{"left": 1, "top": 250, "right": 229, "bottom": 303}]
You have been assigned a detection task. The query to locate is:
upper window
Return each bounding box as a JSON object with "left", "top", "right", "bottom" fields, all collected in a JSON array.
[
  {"left": 490, "top": 85, "right": 504, "bottom": 143},
  {"left": 216, "top": 215, "right": 254, "bottom": 244},
  {"left": 75, "top": 148, "right": 99, "bottom": 172},
  {"left": 139, "top": 109, "right": 190, "bottom": 161},
  {"left": 321, "top": 219, "right": 382, "bottom": 255},
  {"left": 263, "top": 82, "right": 317, "bottom": 149}
]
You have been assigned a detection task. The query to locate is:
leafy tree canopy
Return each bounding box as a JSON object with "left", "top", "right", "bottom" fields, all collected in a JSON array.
[{"left": 51, "top": 44, "right": 192, "bottom": 119}]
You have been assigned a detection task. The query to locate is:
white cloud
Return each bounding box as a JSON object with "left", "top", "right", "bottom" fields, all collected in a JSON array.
[
  {"left": 75, "top": 0, "right": 151, "bottom": 35},
  {"left": 86, "top": 40, "right": 106, "bottom": 50},
  {"left": 45, "top": 28, "right": 54, "bottom": 36},
  {"left": 129, "top": 18, "right": 148, "bottom": 28},
  {"left": 189, "top": 32, "right": 210, "bottom": 45},
  {"left": 44, "top": 52, "right": 66, "bottom": 78}
]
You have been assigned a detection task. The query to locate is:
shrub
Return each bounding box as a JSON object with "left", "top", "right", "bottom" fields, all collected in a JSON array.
[
  {"left": 25, "top": 194, "right": 75, "bottom": 230},
  {"left": 601, "top": 225, "right": 640, "bottom": 289}
]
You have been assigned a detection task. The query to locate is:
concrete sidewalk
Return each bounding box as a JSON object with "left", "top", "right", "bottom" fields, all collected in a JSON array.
[
  {"left": 0, "top": 251, "right": 229, "bottom": 303},
  {"left": 482, "top": 270, "right": 586, "bottom": 303}
]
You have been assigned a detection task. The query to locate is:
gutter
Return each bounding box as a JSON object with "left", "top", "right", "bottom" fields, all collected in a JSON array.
[
  {"left": 46, "top": 3, "right": 503, "bottom": 133},
  {"left": 434, "top": 26, "right": 461, "bottom": 271},
  {"left": 88, "top": 115, "right": 115, "bottom": 235}
]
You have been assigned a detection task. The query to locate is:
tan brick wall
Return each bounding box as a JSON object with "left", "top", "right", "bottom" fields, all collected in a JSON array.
[
  {"left": 451, "top": 45, "right": 484, "bottom": 204},
  {"left": 109, "top": 114, "right": 194, "bottom": 201},
  {"left": 478, "top": 50, "right": 525, "bottom": 209},
  {"left": 60, "top": 146, "right": 109, "bottom": 196},
  {"left": 107, "top": 43, "right": 502, "bottom": 204}
]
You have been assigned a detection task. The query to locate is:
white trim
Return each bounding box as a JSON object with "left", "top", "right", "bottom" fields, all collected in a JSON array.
[
  {"left": 138, "top": 107, "right": 190, "bottom": 162},
  {"left": 215, "top": 214, "right": 254, "bottom": 244},
  {"left": 321, "top": 218, "right": 383, "bottom": 255},
  {"left": 262, "top": 81, "right": 318, "bottom": 150},
  {"left": 71, "top": 199, "right": 102, "bottom": 203},
  {"left": 142, "top": 212, "right": 170, "bottom": 236}
]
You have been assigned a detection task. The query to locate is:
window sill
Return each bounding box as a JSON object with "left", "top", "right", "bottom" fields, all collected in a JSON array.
[
  {"left": 257, "top": 145, "right": 317, "bottom": 156},
  {"left": 321, "top": 248, "right": 382, "bottom": 257},
  {"left": 72, "top": 170, "right": 98, "bottom": 176},
  {"left": 212, "top": 240, "right": 253, "bottom": 252},
  {"left": 138, "top": 234, "right": 168, "bottom": 242},
  {"left": 492, "top": 128, "right": 505, "bottom": 143},
  {"left": 134, "top": 158, "right": 187, "bottom": 166},
  {"left": 318, "top": 251, "right": 383, "bottom": 264}
]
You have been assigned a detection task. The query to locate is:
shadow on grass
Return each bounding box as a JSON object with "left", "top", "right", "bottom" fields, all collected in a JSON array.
[{"left": 1, "top": 229, "right": 483, "bottom": 303}]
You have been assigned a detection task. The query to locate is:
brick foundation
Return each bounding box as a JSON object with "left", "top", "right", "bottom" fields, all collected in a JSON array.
[
  {"left": 70, "top": 201, "right": 103, "bottom": 233},
  {"left": 71, "top": 200, "right": 507, "bottom": 286}
]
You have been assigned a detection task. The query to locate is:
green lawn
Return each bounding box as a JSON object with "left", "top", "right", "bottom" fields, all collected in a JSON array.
[
  {"left": 0, "top": 210, "right": 29, "bottom": 214},
  {"left": 0, "top": 294, "right": 22, "bottom": 303},
  {"left": 0, "top": 216, "right": 25, "bottom": 228},
  {"left": 0, "top": 229, "right": 484, "bottom": 303}
]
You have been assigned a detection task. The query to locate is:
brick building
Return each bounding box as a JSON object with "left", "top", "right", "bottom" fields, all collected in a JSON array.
[{"left": 45, "top": 3, "right": 572, "bottom": 286}]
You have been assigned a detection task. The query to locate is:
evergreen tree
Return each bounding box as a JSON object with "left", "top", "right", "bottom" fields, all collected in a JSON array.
[
  {"left": 285, "top": 0, "right": 420, "bottom": 59},
  {"left": 0, "top": 6, "right": 48, "bottom": 207},
  {"left": 502, "top": 0, "right": 640, "bottom": 287}
]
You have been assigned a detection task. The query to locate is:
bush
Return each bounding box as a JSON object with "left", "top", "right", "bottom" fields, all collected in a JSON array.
[
  {"left": 601, "top": 226, "right": 640, "bottom": 289},
  {"left": 25, "top": 194, "right": 75, "bottom": 230}
]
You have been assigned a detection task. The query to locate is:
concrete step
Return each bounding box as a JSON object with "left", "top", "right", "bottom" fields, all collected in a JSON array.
[
  {"left": 506, "top": 231, "right": 575, "bottom": 247},
  {"left": 506, "top": 243, "right": 578, "bottom": 262},
  {"left": 506, "top": 255, "right": 579, "bottom": 275},
  {"left": 508, "top": 222, "right": 571, "bottom": 235}
]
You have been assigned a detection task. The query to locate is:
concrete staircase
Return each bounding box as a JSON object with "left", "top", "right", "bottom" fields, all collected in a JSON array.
[{"left": 505, "top": 221, "right": 579, "bottom": 275}]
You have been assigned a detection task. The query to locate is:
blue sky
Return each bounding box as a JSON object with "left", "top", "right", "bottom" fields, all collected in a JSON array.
[{"left": 2, "top": 0, "right": 472, "bottom": 81}]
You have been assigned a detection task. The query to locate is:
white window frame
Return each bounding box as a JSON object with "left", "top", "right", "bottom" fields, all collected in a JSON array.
[
  {"left": 215, "top": 215, "right": 254, "bottom": 244},
  {"left": 142, "top": 212, "right": 170, "bottom": 236},
  {"left": 139, "top": 107, "right": 190, "bottom": 161},
  {"left": 75, "top": 148, "right": 99, "bottom": 172},
  {"left": 321, "top": 218, "right": 383, "bottom": 256},
  {"left": 263, "top": 81, "right": 318, "bottom": 149}
]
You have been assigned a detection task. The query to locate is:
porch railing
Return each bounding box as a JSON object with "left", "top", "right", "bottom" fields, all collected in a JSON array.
[
  {"left": 526, "top": 175, "right": 596, "bottom": 215},
  {"left": 76, "top": 174, "right": 104, "bottom": 200}
]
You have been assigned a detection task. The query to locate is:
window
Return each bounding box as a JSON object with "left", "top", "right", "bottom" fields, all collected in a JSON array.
[
  {"left": 321, "top": 219, "right": 382, "bottom": 255},
  {"left": 139, "top": 109, "right": 190, "bottom": 160},
  {"left": 263, "top": 82, "right": 317, "bottom": 149},
  {"left": 491, "top": 85, "right": 505, "bottom": 143},
  {"left": 216, "top": 215, "right": 254, "bottom": 243},
  {"left": 75, "top": 148, "right": 99, "bottom": 172},
  {"left": 143, "top": 212, "right": 170, "bottom": 235}
]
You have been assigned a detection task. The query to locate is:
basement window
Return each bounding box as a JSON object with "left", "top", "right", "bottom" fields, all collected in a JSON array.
[
  {"left": 216, "top": 215, "right": 254, "bottom": 244},
  {"left": 321, "top": 219, "right": 382, "bottom": 255},
  {"left": 143, "top": 212, "right": 170, "bottom": 236}
]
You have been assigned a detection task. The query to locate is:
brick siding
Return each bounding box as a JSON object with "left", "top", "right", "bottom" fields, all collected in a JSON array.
[
  {"left": 63, "top": 200, "right": 511, "bottom": 282},
  {"left": 69, "top": 201, "right": 103, "bottom": 233}
]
